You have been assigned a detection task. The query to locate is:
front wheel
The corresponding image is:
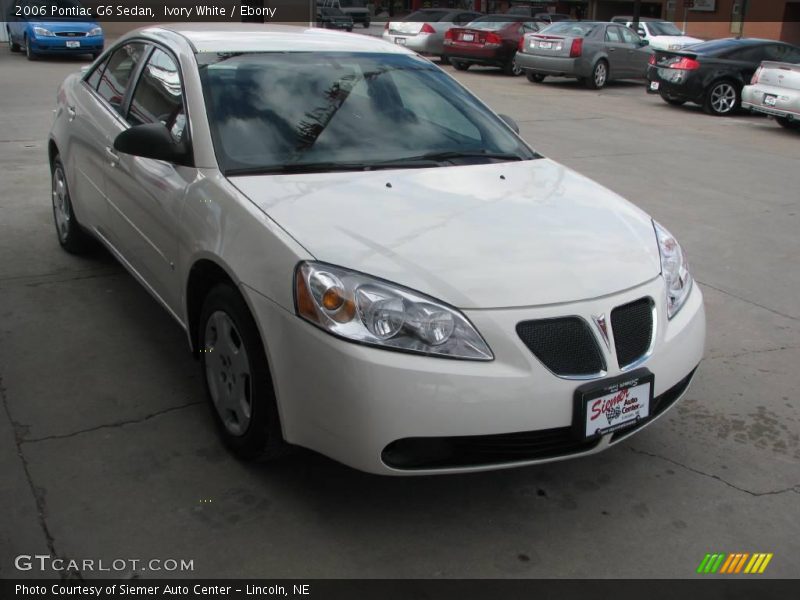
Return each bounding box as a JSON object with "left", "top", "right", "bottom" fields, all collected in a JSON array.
[
  {"left": 362, "top": 21, "right": 370, "bottom": 28},
  {"left": 527, "top": 72, "right": 546, "bottom": 83},
  {"left": 586, "top": 60, "right": 608, "bottom": 89},
  {"left": 24, "top": 36, "right": 36, "bottom": 61},
  {"left": 775, "top": 116, "right": 800, "bottom": 130},
  {"left": 199, "top": 284, "right": 290, "bottom": 461},
  {"left": 451, "top": 60, "right": 470, "bottom": 71},
  {"left": 51, "top": 156, "right": 93, "bottom": 254},
  {"left": 703, "top": 81, "right": 740, "bottom": 116}
]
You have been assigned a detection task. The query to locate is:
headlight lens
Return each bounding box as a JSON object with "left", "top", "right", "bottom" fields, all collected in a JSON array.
[
  {"left": 33, "top": 27, "right": 54, "bottom": 37},
  {"left": 654, "top": 221, "right": 692, "bottom": 318},
  {"left": 295, "top": 262, "right": 493, "bottom": 361},
  {"left": 89, "top": 27, "right": 103, "bottom": 37}
]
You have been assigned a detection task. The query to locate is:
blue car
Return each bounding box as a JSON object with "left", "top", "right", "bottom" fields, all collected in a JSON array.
[{"left": 6, "top": 0, "right": 104, "bottom": 60}]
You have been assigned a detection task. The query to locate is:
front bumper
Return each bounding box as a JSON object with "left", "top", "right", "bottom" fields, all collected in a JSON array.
[
  {"left": 28, "top": 34, "right": 104, "bottom": 54},
  {"left": 247, "top": 276, "right": 705, "bottom": 475},
  {"left": 742, "top": 84, "right": 800, "bottom": 120}
]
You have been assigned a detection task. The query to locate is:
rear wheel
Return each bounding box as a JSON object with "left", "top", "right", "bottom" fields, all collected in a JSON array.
[
  {"left": 451, "top": 60, "right": 470, "bottom": 71},
  {"left": 586, "top": 60, "right": 608, "bottom": 89},
  {"left": 660, "top": 92, "right": 686, "bottom": 106},
  {"left": 703, "top": 80, "right": 740, "bottom": 116},
  {"left": 362, "top": 21, "right": 370, "bottom": 28},
  {"left": 51, "top": 156, "right": 93, "bottom": 254},
  {"left": 526, "top": 72, "right": 546, "bottom": 83},
  {"left": 8, "top": 30, "right": 20, "bottom": 52},
  {"left": 504, "top": 60, "right": 523, "bottom": 76},
  {"left": 199, "top": 284, "right": 290, "bottom": 462},
  {"left": 776, "top": 116, "right": 800, "bottom": 130},
  {"left": 439, "top": 54, "right": 450, "bottom": 65}
]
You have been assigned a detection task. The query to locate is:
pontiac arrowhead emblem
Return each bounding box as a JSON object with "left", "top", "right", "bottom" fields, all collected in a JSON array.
[{"left": 593, "top": 314, "right": 610, "bottom": 349}]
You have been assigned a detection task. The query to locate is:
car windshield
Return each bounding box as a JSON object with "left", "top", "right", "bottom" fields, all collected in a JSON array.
[
  {"left": 320, "top": 8, "right": 345, "bottom": 16},
  {"left": 647, "top": 21, "right": 684, "bottom": 36},
  {"left": 339, "top": 0, "right": 366, "bottom": 7},
  {"left": 198, "top": 52, "right": 537, "bottom": 175},
  {"left": 540, "top": 22, "right": 596, "bottom": 36}
]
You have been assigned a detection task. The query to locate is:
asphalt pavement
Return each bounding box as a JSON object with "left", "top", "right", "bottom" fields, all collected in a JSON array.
[{"left": 0, "top": 42, "right": 798, "bottom": 580}]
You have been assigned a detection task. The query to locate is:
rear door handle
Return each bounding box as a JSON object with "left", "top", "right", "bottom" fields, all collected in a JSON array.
[
  {"left": 105, "top": 146, "right": 120, "bottom": 167},
  {"left": 608, "top": 47, "right": 616, "bottom": 52}
]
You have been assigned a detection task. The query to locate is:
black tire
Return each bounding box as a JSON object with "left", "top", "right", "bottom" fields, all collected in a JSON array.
[
  {"left": 25, "top": 36, "right": 37, "bottom": 61},
  {"left": 586, "top": 60, "right": 608, "bottom": 89},
  {"left": 362, "top": 21, "right": 370, "bottom": 28},
  {"left": 90, "top": 52, "right": 101, "bottom": 60},
  {"left": 527, "top": 72, "right": 546, "bottom": 83},
  {"left": 775, "top": 116, "right": 800, "bottom": 130},
  {"left": 660, "top": 92, "right": 686, "bottom": 106},
  {"left": 439, "top": 54, "right": 450, "bottom": 65},
  {"left": 451, "top": 60, "right": 470, "bottom": 71},
  {"left": 199, "top": 284, "right": 290, "bottom": 462},
  {"left": 504, "top": 59, "right": 523, "bottom": 76},
  {"left": 346, "top": 27, "right": 353, "bottom": 32},
  {"left": 51, "top": 156, "right": 93, "bottom": 254},
  {"left": 703, "top": 80, "right": 740, "bottom": 116},
  {"left": 8, "top": 30, "right": 21, "bottom": 52}
]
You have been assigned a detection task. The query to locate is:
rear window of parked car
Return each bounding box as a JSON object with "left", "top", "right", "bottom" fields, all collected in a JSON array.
[
  {"left": 94, "top": 42, "right": 148, "bottom": 115},
  {"left": 541, "top": 22, "right": 597, "bottom": 36}
]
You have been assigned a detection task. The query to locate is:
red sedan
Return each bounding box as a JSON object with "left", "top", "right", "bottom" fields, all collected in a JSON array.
[{"left": 443, "top": 15, "right": 543, "bottom": 75}]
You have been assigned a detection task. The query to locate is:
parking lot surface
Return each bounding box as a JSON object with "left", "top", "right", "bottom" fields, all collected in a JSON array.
[{"left": 1, "top": 48, "right": 798, "bottom": 579}]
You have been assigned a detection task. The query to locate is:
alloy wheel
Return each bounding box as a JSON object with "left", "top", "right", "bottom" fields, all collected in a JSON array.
[
  {"left": 594, "top": 62, "right": 607, "bottom": 88},
  {"left": 204, "top": 311, "right": 253, "bottom": 437},
  {"left": 52, "top": 167, "right": 71, "bottom": 243},
  {"left": 709, "top": 82, "right": 737, "bottom": 114}
]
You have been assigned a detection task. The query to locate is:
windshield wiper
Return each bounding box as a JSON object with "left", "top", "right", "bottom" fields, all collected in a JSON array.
[{"left": 378, "top": 151, "right": 528, "bottom": 165}]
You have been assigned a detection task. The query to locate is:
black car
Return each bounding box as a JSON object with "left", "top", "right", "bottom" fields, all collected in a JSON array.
[
  {"left": 316, "top": 7, "right": 354, "bottom": 32},
  {"left": 647, "top": 37, "right": 800, "bottom": 116}
]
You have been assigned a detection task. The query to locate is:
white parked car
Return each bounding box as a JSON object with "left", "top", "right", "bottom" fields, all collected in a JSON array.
[
  {"left": 48, "top": 24, "right": 705, "bottom": 474},
  {"left": 742, "top": 59, "right": 800, "bottom": 129},
  {"left": 612, "top": 17, "right": 703, "bottom": 51}
]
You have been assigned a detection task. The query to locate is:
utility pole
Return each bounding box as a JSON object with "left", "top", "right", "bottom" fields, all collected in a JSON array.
[{"left": 632, "top": 0, "right": 641, "bottom": 29}]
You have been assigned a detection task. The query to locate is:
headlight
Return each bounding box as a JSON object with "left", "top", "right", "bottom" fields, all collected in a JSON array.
[
  {"left": 88, "top": 27, "right": 103, "bottom": 37},
  {"left": 295, "top": 262, "right": 493, "bottom": 361},
  {"left": 33, "top": 27, "right": 54, "bottom": 37},
  {"left": 654, "top": 221, "right": 692, "bottom": 318}
]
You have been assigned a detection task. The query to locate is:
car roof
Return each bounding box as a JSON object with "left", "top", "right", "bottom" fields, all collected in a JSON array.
[
  {"left": 688, "top": 37, "right": 779, "bottom": 53},
  {"left": 142, "top": 23, "right": 410, "bottom": 54}
]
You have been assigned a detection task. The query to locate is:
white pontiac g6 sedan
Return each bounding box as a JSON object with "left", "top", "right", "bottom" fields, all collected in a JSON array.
[{"left": 49, "top": 24, "right": 705, "bottom": 474}]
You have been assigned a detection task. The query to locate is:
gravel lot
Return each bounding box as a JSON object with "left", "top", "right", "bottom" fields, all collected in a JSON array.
[{"left": 0, "top": 46, "right": 798, "bottom": 579}]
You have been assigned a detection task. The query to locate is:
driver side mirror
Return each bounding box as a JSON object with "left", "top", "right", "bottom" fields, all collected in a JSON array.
[
  {"left": 114, "top": 123, "right": 192, "bottom": 166},
  {"left": 639, "top": 39, "right": 649, "bottom": 46},
  {"left": 499, "top": 113, "right": 520, "bottom": 134}
]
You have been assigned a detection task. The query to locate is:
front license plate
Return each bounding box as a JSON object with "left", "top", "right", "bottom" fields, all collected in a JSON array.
[
  {"left": 763, "top": 94, "right": 777, "bottom": 106},
  {"left": 650, "top": 81, "right": 660, "bottom": 91},
  {"left": 573, "top": 369, "right": 654, "bottom": 439},
  {"left": 66, "top": 40, "right": 81, "bottom": 48},
  {"left": 462, "top": 33, "right": 474, "bottom": 42}
]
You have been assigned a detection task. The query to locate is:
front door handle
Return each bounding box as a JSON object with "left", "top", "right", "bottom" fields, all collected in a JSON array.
[
  {"left": 608, "top": 47, "right": 616, "bottom": 52},
  {"left": 105, "top": 146, "right": 120, "bottom": 167},
  {"left": 67, "top": 106, "right": 77, "bottom": 122}
]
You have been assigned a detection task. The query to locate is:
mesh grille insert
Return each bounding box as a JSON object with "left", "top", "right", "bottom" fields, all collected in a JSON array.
[
  {"left": 611, "top": 298, "right": 654, "bottom": 368},
  {"left": 516, "top": 317, "right": 605, "bottom": 377}
]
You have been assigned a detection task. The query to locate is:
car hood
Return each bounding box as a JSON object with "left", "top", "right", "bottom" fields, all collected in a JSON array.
[
  {"left": 30, "top": 21, "right": 99, "bottom": 32},
  {"left": 231, "top": 159, "right": 662, "bottom": 309}
]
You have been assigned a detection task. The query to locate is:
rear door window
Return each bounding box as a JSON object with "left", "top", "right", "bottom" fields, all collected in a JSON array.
[
  {"left": 96, "top": 42, "right": 148, "bottom": 115},
  {"left": 605, "top": 26, "right": 623, "bottom": 43}
]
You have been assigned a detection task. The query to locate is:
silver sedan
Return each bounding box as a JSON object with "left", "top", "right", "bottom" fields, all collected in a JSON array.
[
  {"left": 742, "top": 59, "right": 800, "bottom": 130},
  {"left": 515, "top": 21, "right": 652, "bottom": 89},
  {"left": 382, "top": 7, "right": 483, "bottom": 61}
]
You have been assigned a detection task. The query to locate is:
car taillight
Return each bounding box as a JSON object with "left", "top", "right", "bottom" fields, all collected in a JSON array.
[
  {"left": 485, "top": 32, "right": 502, "bottom": 45},
  {"left": 569, "top": 38, "right": 583, "bottom": 58},
  {"left": 420, "top": 23, "right": 435, "bottom": 34},
  {"left": 670, "top": 57, "right": 700, "bottom": 70},
  {"left": 445, "top": 29, "right": 455, "bottom": 41},
  {"left": 648, "top": 54, "right": 656, "bottom": 65},
  {"left": 751, "top": 66, "right": 762, "bottom": 84},
  {"left": 518, "top": 35, "right": 526, "bottom": 52},
  {"left": 384, "top": 21, "right": 390, "bottom": 31}
]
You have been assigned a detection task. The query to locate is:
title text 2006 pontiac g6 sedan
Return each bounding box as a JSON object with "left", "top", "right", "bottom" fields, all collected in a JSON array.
[{"left": 49, "top": 24, "right": 704, "bottom": 475}]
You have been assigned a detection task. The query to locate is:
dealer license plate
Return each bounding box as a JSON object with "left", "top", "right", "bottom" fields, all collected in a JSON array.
[
  {"left": 763, "top": 94, "right": 777, "bottom": 107},
  {"left": 574, "top": 370, "right": 654, "bottom": 439},
  {"left": 66, "top": 40, "right": 81, "bottom": 48},
  {"left": 394, "top": 37, "right": 406, "bottom": 45},
  {"left": 650, "top": 81, "right": 660, "bottom": 91},
  {"left": 462, "top": 33, "right": 474, "bottom": 42},
  {"left": 538, "top": 41, "right": 552, "bottom": 49}
]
